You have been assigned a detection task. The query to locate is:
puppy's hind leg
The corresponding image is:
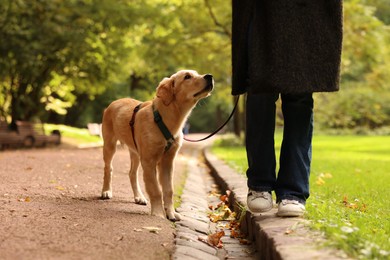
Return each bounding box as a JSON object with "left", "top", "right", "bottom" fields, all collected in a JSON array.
[
  {"left": 101, "top": 137, "right": 116, "bottom": 199},
  {"left": 129, "top": 150, "right": 147, "bottom": 205}
]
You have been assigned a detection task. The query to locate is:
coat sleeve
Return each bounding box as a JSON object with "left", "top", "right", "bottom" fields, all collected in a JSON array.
[{"left": 231, "top": 0, "right": 254, "bottom": 95}]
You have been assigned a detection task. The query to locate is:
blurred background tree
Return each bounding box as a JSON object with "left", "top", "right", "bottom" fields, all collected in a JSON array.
[
  {"left": 315, "top": 0, "right": 390, "bottom": 133},
  {"left": 0, "top": 0, "right": 389, "bottom": 134}
]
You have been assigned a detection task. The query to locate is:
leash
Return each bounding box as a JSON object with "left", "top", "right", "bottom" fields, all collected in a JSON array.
[
  {"left": 184, "top": 95, "right": 240, "bottom": 142},
  {"left": 130, "top": 95, "right": 241, "bottom": 150}
]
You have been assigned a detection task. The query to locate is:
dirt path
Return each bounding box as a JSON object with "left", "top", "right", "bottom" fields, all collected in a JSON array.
[{"left": 0, "top": 145, "right": 190, "bottom": 259}]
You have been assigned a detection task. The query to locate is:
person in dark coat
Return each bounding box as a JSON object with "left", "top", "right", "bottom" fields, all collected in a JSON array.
[{"left": 232, "top": 0, "right": 343, "bottom": 216}]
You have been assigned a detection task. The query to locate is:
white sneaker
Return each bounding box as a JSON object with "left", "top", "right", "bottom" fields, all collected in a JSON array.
[
  {"left": 277, "top": 199, "right": 305, "bottom": 217},
  {"left": 247, "top": 189, "right": 273, "bottom": 213}
]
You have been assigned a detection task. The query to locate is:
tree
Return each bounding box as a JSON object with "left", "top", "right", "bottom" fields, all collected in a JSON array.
[
  {"left": 315, "top": 0, "right": 390, "bottom": 131},
  {"left": 0, "top": 0, "right": 136, "bottom": 125}
]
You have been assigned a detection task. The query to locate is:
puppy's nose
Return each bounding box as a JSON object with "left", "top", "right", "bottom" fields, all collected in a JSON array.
[{"left": 203, "top": 74, "right": 213, "bottom": 84}]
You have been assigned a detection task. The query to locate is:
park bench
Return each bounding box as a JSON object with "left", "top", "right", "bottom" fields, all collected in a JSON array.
[
  {"left": 0, "top": 120, "right": 24, "bottom": 149},
  {"left": 15, "top": 121, "right": 61, "bottom": 148},
  {"left": 87, "top": 123, "right": 102, "bottom": 137}
]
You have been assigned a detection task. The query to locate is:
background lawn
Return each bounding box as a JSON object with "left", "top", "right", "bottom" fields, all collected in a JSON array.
[
  {"left": 211, "top": 133, "right": 390, "bottom": 259},
  {"left": 45, "top": 124, "right": 102, "bottom": 145}
]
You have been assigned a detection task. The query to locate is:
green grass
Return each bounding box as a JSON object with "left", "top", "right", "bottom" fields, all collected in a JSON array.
[
  {"left": 211, "top": 134, "right": 390, "bottom": 259},
  {"left": 45, "top": 124, "right": 102, "bottom": 144}
]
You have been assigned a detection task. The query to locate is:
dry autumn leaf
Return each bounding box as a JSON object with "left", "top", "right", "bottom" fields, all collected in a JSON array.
[
  {"left": 230, "top": 228, "right": 244, "bottom": 239},
  {"left": 143, "top": 226, "right": 161, "bottom": 233},
  {"left": 199, "top": 230, "right": 225, "bottom": 248},
  {"left": 239, "top": 238, "right": 251, "bottom": 245},
  {"left": 342, "top": 196, "right": 367, "bottom": 212},
  {"left": 208, "top": 230, "right": 225, "bottom": 248},
  {"left": 220, "top": 194, "right": 228, "bottom": 203}
]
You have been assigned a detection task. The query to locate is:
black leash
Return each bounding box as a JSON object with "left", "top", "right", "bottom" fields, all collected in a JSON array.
[{"left": 184, "top": 95, "right": 240, "bottom": 143}]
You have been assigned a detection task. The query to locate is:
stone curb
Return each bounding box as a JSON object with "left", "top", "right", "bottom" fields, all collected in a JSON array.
[
  {"left": 173, "top": 146, "right": 258, "bottom": 259},
  {"left": 203, "top": 148, "right": 349, "bottom": 260}
]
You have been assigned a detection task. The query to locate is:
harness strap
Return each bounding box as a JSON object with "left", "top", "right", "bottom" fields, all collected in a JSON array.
[
  {"left": 129, "top": 103, "right": 143, "bottom": 150},
  {"left": 153, "top": 106, "right": 175, "bottom": 152}
]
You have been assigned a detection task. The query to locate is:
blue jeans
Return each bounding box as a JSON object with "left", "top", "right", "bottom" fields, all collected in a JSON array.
[{"left": 245, "top": 93, "right": 313, "bottom": 204}]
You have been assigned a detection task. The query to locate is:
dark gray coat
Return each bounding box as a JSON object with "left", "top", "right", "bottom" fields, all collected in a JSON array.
[{"left": 232, "top": 0, "right": 343, "bottom": 95}]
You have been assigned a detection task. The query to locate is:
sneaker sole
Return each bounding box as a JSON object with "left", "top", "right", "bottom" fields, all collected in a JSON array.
[
  {"left": 248, "top": 204, "right": 273, "bottom": 213},
  {"left": 277, "top": 210, "right": 304, "bottom": 217}
]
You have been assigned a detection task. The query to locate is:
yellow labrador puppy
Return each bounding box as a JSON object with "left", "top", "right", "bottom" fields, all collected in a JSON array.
[{"left": 101, "top": 70, "right": 213, "bottom": 221}]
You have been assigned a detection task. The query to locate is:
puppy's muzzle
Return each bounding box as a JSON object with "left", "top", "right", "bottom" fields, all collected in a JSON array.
[{"left": 203, "top": 74, "right": 214, "bottom": 92}]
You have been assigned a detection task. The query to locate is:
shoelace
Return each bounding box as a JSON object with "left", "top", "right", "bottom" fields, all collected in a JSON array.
[
  {"left": 248, "top": 191, "right": 271, "bottom": 201},
  {"left": 281, "top": 199, "right": 300, "bottom": 205}
]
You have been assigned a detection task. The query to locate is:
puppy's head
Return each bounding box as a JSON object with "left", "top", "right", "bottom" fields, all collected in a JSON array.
[{"left": 156, "top": 70, "right": 214, "bottom": 106}]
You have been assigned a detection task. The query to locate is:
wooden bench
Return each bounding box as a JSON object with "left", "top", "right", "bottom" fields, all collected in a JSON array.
[
  {"left": 0, "top": 120, "right": 24, "bottom": 149},
  {"left": 87, "top": 123, "right": 102, "bottom": 137},
  {"left": 15, "top": 121, "right": 61, "bottom": 147}
]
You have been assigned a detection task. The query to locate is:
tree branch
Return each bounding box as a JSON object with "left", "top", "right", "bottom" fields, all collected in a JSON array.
[{"left": 204, "top": 0, "right": 231, "bottom": 39}]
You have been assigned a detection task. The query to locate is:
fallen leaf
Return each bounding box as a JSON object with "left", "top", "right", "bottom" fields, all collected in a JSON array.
[
  {"left": 55, "top": 186, "right": 65, "bottom": 191},
  {"left": 143, "top": 226, "right": 161, "bottom": 233},
  {"left": 239, "top": 238, "right": 251, "bottom": 245},
  {"left": 230, "top": 220, "right": 240, "bottom": 230},
  {"left": 342, "top": 195, "right": 348, "bottom": 205},
  {"left": 342, "top": 196, "right": 367, "bottom": 212},
  {"left": 18, "top": 197, "right": 31, "bottom": 202},
  {"left": 324, "top": 173, "right": 333, "bottom": 178},
  {"left": 199, "top": 230, "right": 225, "bottom": 248},
  {"left": 133, "top": 228, "right": 143, "bottom": 232},
  {"left": 230, "top": 228, "right": 244, "bottom": 239},
  {"left": 220, "top": 194, "right": 228, "bottom": 203},
  {"left": 316, "top": 177, "right": 325, "bottom": 186},
  {"left": 208, "top": 230, "right": 225, "bottom": 248}
]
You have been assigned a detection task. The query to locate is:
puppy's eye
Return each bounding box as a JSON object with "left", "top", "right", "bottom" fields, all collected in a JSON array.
[{"left": 184, "top": 74, "right": 192, "bottom": 80}]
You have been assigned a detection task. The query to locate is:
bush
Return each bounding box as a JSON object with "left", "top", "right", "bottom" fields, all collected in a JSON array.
[{"left": 315, "top": 87, "right": 390, "bottom": 131}]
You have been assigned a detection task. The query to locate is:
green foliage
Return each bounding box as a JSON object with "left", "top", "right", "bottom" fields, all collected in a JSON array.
[
  {"left": 211, "top": 134, "right": 390, "bottom": 259},
  {"left": 213, "top": 134, "right": 244, "bottom": 147},
  {"left": 1, "top": 0, "right": 390, "bottom": 132},
  {"left": 314, "top": 0, "right": 390, "bottom": 132},
  {"left": 364, "top": 0, "right": 390, "bottom": 24},
  {"left": 315, "top": 88, "right": 390, "bottom": 131},
  {"left": 0, "top": 0, "right": 136, "bottom": 122}
]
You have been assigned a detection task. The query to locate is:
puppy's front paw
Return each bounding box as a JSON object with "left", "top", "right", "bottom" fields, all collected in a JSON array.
[
  {"left": 166, "top": 211, "right": 182, "bottom": 222},
  {"left": 174, "top": 212, "right": 182, "bottom": 221},
  {"left": 135, "top": 196, "right": 148, "bottom": 205},
  {"left": 101, "top": 190, "right": 112, "bottom": 199}
]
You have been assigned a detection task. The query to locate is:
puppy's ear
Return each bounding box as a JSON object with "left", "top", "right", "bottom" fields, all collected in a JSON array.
[{"left": 156, "top": 77, "right": 174, "bottom": 106}]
